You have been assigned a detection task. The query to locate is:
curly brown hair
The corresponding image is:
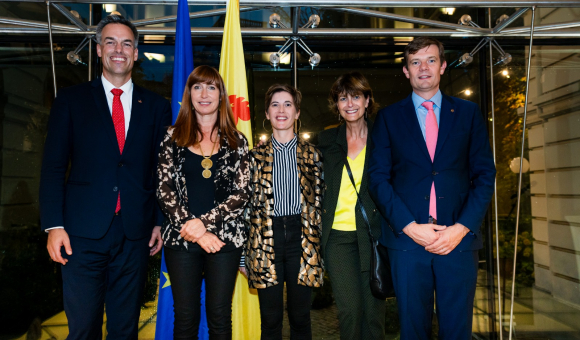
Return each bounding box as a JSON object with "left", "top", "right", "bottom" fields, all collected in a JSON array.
[{"left": 328, "top": 72, "right": 378, "bottom": 119}]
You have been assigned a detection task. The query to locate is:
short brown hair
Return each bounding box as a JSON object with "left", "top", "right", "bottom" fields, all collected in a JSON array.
[
  {"left": 264, "top": 84, "right": 302, "bottom": 112},
  {"left": 403, "top": 37, "right": 445, "bottom": 68},
  {"left": 172, "top": 65, "right": 240, "bottom": 149},
  {"left": 328, "top": 71, "right": 378, "bottom": 118}
]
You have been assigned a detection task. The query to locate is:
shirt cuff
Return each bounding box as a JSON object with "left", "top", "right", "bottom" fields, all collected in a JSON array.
[
  {"left": 401, "top": 221, "right": 416, "bottom": 234},
  {"left": 45, "top": 226, "right": 64, "bottom": 233}
]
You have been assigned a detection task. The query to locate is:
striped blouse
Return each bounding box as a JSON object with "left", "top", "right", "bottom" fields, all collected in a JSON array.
[{"left": 272, "top": 135, "right": 301, "bottom": 216}]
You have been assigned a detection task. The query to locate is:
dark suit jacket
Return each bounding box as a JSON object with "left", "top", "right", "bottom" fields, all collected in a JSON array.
[
  {"left": 318, "top": 121, "right": 382, "bottom": 272},
  {"left": 369, "top": 93, "right": 496, "bottom": 251},
  {"left": 39, "top": 78, "right": 171, "bottom": 240}
]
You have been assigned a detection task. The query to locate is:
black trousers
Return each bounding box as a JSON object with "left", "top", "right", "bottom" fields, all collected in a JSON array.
[
  {"left": 61, "top": 213, "right": 150, "bottom": 340},
  {"left": 257, "top": 214, "right": 312, "bottom": 340},
  {"left": 164, "top": 244, "right": 242, "bottom": 340},
  {"left": 325, "top": 229, "right": 386, "bottom": 340}
]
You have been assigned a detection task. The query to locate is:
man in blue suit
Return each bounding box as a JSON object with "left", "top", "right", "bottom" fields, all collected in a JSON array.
[
  {"left": 369, "top": 37, "right": 496, "bottom": 339},
  {"left": 39, "top": 15, "right": 171, "bottom": 339}
]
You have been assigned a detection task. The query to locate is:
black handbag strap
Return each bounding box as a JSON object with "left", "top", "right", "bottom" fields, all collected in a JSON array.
[{"left": 339, "top": 148, "right": 376, "bottom": 243}]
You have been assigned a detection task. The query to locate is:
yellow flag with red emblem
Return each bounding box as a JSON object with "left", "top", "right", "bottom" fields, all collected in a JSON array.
[
  {"left": 219, "top": 1, "right": 260, "bottom": 339},
  {"left": 219, "top": 0, "right": 253, "bottom": 148}
]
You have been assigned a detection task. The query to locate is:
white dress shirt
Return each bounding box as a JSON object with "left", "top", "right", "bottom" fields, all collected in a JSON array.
[
  {"left": 101, "top": 75, "right": 133, "bottom": 135},
  {"left": 46, "top": 75, "right": 134, "bottom": 232}
]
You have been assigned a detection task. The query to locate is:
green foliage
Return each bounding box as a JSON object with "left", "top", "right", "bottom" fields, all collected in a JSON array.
[
  {"left": 494, "top": 216, "right": 535, "bottom": 287},
  {"left": 491, "top": 68, "right": 527, "bottom": 216}
]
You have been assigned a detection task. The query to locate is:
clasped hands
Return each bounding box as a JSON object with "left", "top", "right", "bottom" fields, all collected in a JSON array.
[
  {"left": 402, "top": 222, "right": 470, "bottom": 255},
  {"left": 180, "top": 218, "right": 224, "bottom": 254}
]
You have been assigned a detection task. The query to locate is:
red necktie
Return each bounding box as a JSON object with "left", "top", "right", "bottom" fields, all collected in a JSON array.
[
  {"left": 111, "top": 88, "right": 125, "bottom": 213},
  {"left": 422, "top": 101, "right": 438, "bottom": 221}
]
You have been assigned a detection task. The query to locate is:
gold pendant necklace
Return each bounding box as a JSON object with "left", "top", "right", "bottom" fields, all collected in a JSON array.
[{"left": 199, "top": 134, "right": 218, "bottom": 179}]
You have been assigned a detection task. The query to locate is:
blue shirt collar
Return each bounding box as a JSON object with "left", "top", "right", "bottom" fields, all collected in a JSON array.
[{"left": 411, "top": 90, "right": 442, "bottom": 110}]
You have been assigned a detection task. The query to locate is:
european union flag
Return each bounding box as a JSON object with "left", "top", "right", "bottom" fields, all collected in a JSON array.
[
  {"left": 155, "top": 0, "right": 209, "bottom": 338},
  {"left": 170, "top": 0, "right": 193, "bottom": 122}
]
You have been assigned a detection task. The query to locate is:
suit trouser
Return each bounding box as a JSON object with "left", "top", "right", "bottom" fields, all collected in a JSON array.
[
  {"left": 325, "top": 229, "right": 386, "bottom": 340},
  {"left": 388, "top": 247, "right": 478, "bottom": 340},
  {"left": 61, "top": 213, "right": 150, "bottom": 340},
  {"left": 257, "top": 214, "right": 312, "bottom": 340},
  {"left": 164, "top": 245, "right": 242, "bottom": 340}
]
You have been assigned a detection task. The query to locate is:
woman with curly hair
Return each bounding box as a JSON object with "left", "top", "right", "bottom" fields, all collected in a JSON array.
[{"left": 318, "top": 72, "right": 386, "bottom": 339}]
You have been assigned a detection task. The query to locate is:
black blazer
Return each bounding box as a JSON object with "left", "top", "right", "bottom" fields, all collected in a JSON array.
[
  {"left": 318, "top": 121, "right": 382, "bottom": 272},
  {"left": 39, "top": 78, "right": 171, "bottom": 240}
]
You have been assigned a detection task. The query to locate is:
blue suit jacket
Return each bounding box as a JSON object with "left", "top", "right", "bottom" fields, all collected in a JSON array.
[
  {"left": 369, "top": 93, "right": 496, "bottom": 251},
  {"left": 39, "top": 78, "right": 171, "bottom": 240}
]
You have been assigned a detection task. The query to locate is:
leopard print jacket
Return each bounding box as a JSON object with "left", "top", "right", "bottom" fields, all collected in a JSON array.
[
  {"left": 245, "top": 136, "right": 325, "bottom": 289},
  {"left": 157, "top": 127, "right": 250, "bottom": 250}
]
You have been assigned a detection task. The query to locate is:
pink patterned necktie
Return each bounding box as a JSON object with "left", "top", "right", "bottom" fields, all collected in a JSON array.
[
  {"left": 422, "top": 100, "right": 438, "bottom": 221},
  {"left": 111, "top": 88, "right": 125, "bottom": 213}
]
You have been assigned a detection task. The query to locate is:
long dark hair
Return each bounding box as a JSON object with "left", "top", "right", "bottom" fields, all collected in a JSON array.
[{"left": 172, "top": 65, "right": 240, "bottom": 149}]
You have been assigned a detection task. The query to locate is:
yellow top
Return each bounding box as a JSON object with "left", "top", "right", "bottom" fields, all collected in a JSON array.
[{"left": 333, "top": 145, "right": 366, "bottom": 231}]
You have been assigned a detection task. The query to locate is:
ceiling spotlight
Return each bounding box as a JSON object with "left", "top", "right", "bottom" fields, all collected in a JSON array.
[
  {"left": 496, "top": 53, "right": 512, "bottom": 66},
  {"left": 269, "top": 53, "right": 281, "bottom": 67},
  {"left": 458, "top": 14, "right": 472, "bottom": 25},
  {"left": 269, "top": 13, "right": 281, "bottom": 28},
  {"left": 458, "top": 53, "right": 473, "bottom": 66},
  {"left": 269, "top": 13, "right": 320, "bottom": 69},
  {"left": 70, "top": 10, "right": 81, "bottom": 19},
  {"left": 465, "top": 89, "right": 472, "bottom": 96},
  {"left": 308, "top": 14, "right": 321, "bottom": 28},
  {"left": 309, "top": 53, "right": 321, "bottom": 67},
  {"left": 260, "top": 135, "right": 267, "bottom": 141},
  {"left": 104, "top": 4, "right": 117, "bottom": 13},
  {"left": 303, "top": 133, "right": 311, "bottom": 139},
  {"left": 442, "top": 8, "right": 456, "bottom": 15},
  {"left": 502, "top": 70, "right": 509, "bottom": 76},
  {"left": 67, "top": 51, "right": 82, "bottom": 65},
  {"left": 496, "top": 14, "right": 510, "bottom": 25}
]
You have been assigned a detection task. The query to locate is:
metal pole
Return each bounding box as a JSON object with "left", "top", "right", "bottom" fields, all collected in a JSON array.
[
  {"left": 336, "top": 7, "right": 488, "bottom": 34},
  {"left": 291, "top": 7, "right": 299, "bottom": 89},
  {"left": 4, "top": 0, "right": 578, "bottom": 7},
  {"left": 508, "top": 6, "right": 535, "bottom": 340},
  {"left": 489, "top": 7, "right": 503, "bottom": 340},
  {"left": 292, "top": 40, "right": 298, "bottom": 88},
  {"left": 492, "top": 7, "right": 529, "bottom": 33},
  {"left": 46, "top": 0, "right": 57, "bottom": 97},
  {"left": 476, "top": 9, "right": 497, "bottom": 338},
  {"left": 88, "top": 3, "right": 92, "bottom": 81},
  {"left": 131, "top": 6, "right": 257, "bottom": 26}
]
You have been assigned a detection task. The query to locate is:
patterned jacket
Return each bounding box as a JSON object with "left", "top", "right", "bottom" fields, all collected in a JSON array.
[
  {"left": 245, "top": 136, "right": 325, "bottom": 289},
  {"left": 157, "top": 127, "right": 250, "bottom": 250}
]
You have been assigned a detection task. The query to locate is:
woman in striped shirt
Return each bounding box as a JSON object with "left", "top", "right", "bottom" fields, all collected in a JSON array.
[{"left": 245, "top": 84, "right": 325, "bottom": 340}]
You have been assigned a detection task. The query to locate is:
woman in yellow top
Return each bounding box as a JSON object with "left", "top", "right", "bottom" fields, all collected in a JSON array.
[{"left": 318, "top": 72, "right": 386, "bottom": 339}]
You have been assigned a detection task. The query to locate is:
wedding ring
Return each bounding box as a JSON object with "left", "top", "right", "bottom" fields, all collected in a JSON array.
[{"left": 210, "top": 247, "right": 215, "bottom": 252}]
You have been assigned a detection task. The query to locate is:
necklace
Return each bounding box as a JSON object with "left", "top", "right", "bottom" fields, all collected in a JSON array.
[{"left": 199, "top": 134, "right": 218, "bottom": 179}]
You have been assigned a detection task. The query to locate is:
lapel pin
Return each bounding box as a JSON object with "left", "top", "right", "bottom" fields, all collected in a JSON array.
[
  {"left": 451, "top": 109, "right": 455, "bottom": 112},
  {"left": 138, "top": 99, "right": 142, "bottom": 103}
]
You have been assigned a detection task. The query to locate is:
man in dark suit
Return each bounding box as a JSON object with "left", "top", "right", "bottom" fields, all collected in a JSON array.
[
  {"left": 369, "top": 37, "right": 496, "bottom": 339},
  {"left": 40, "top": 15, "right": 171, "bottom": 339}
]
